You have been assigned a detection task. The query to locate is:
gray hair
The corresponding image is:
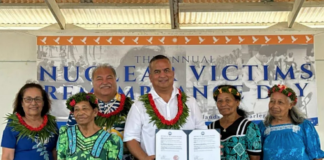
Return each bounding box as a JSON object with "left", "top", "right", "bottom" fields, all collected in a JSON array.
[
  {"left": 264, "top": 97, "right": 305, "bottom": 126},
  {"left": 91, "top": 64, "right": 116, "bottom": 80}
]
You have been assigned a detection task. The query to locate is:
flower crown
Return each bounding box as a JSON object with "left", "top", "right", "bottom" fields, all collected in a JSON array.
[
  {"left": 213, "top": 86, "right": 241, "bottom": 100},
  {"left": 66, "top": 92, "right": 98, "bottom": 111},
  {"left": 268, "top": 84, "right": 298, "bottom": 103}
]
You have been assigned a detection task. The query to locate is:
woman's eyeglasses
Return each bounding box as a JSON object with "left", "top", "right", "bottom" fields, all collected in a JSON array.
[{"left": 23, "top": 97, "right": 43, "bottom": 103}]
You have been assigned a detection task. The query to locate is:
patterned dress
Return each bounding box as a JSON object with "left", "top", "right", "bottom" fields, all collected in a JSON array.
[
  {"left": 208, "top": 117, "right": 262, "bottom": 160},
  {"left": 1, "top": 121, "right": 58, "bottom": 160},
  {"left": 258, "top": 119, "right": 324, "bottom": 160},
  {"left": 66, "top": 93, "right": 133, "bottom": 160},
  {"left": 57, "top": 125, "right": 123, "bottom": 160}
]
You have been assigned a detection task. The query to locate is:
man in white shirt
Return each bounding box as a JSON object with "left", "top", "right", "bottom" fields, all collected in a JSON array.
[{"left": 124, "top": 55, "right": 207, "bottom": 160}]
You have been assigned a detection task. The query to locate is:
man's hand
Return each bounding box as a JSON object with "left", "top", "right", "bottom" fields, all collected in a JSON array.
[{"left": 220, "top": 145, "right": 224, "bottom": 155}]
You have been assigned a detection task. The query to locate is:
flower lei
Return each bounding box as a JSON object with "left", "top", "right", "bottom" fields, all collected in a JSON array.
[
  {"left": 140, "top": 88, "right": 189, "bottom": 129},
  {"left": 17, "top": 113, "right": 47, "bottom": 132},
  {"left": 95, "top": 94, "right": 133, "bottom": 129},
  {"left": 268, "top": 84, "right": 298, "bottom": 103},
  {"left": 6, "top": 113, "right": 57, "bottom": 143},
  {"left": 66, "top": 92, "right": 98, "bottom": 111},
  {"left": 213, "top": 86, "right": 241, "bottom": 100}
]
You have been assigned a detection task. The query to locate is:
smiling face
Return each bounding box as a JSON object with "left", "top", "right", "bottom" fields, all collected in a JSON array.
[
  {"left": 92, "top": 67, "right": 117, "bottom": 98},
  {"left": 21, "top": 88, "right": 44, "bottom": 117},
  {"left": 73, "top": 101, "right": 98, "bottom": 125},
  {"left": 216, "top": 92, "right": 240, "bottom": 116},
  {"left": 269, "top": 92, "right": 293, "bottom": 119},
  {"left": 149, "top": 59, "right": 174, "bottom": 92}
]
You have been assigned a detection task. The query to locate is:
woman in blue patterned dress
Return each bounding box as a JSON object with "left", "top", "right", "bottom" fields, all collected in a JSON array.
[
  {"left": 1, "top": 82, "right": 58, "bottom": 160},
  {"left": 208, "top": 85, "right": 262, "bottom": 160},
  {"left": 259, "top": 84, "right": 324, "bottom": 160}
]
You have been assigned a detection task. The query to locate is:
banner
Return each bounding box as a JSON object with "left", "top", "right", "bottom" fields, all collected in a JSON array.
[{"left": 36, "top": 35, "right": 317, "bottom": 125}]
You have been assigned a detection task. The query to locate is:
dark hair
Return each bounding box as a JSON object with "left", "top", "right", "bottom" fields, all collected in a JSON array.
[
  {"left": 214, "top": 85, "right": 247, "bottom": 118},
  {"left": 149, "top": 54, "right": 170, "bottom": 70},
  {"left": 13, "top": 83, "right": 51, "bottom": 117},
  {"left": 66, "top": 92, "right": 99, "bottom": 112}
]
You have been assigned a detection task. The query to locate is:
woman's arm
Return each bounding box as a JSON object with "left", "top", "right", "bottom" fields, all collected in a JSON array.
[
  {"left": 249, "top": 155, "right": 260, "bottom": 160},
  {"left": 52, "top": 148, "right": 57, "bottom": 160},
  {"left": 1, "top": 147, "right": 15, "bottom": 160}
]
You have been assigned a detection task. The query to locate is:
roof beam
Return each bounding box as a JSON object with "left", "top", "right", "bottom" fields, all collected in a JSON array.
[
  {"left": 169, "top": 0, "right": 179, "bottom": 29},
  {"left": 288, "top": 0, "right": 305, "bottom": 28},
  {"left": 44, "top": 0, "right": 66, "bottom": 30}
]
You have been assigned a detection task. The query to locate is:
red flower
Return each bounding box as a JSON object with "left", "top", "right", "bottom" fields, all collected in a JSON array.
[
  {"left": 288, "top": 92, "right": 292, "bottom": 96},
  {"left": 70, "top": 99, "right": 76, "bottom": 107},
  {"left": 279, "top": 87, "right": 284, "bottom": 92},
  {"left": 95, "top": 99, "right": 98, "bottom": 104},
  {"left": 16, "top": 113, "right": 48, "bottom": 132},
  {"left": 147, "top": 88, "right": 184, "bottom": 127}
]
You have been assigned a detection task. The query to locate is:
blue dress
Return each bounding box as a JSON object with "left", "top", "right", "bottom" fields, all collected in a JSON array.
[
  {"left": 1, "top": 122, "right": 58, "bottom": 160},
  {"left": 258, "top": 119, "right": 324, "bottom": 160},
  {"left": 208, "top": 117, "right": 262, "bottom": 160}
]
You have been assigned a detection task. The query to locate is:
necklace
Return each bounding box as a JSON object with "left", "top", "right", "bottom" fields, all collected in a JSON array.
[
  {"left": 140, "top": 88, "right": 189, "bottom": 129},
  {"left": 103, "top": 97, "right": 117, "bottom": 114}
]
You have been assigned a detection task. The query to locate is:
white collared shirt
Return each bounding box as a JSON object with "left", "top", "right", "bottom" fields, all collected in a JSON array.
[{"left": 123, "top": 87, "right": 207, "bottom": 156}]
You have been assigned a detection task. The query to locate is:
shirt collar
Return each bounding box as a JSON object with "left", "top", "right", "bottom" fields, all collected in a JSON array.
[
  {"left": 97, "top": 93, "right": 119, "bottom": 104},
  {"left": 150, "top": 86, "right": 179, "bottom": 100}
]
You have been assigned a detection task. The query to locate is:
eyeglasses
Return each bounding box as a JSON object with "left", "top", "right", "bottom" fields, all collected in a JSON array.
[{"left": 23, "top": 97, "right": 43, "bottom": 103}]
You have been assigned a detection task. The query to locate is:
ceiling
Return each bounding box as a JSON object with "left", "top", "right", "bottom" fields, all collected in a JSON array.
[{"left": 0, "top": 0, "right": 324, "bottom": 30}]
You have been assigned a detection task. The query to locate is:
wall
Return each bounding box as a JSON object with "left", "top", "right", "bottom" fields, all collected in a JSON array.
[{"left": 0, "top": 28, "right": 323, "bottom": 156}]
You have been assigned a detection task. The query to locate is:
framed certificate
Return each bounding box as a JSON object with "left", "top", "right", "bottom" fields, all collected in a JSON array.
[{"left": 155, "top": 129, "right": 221, "bottom": 160}]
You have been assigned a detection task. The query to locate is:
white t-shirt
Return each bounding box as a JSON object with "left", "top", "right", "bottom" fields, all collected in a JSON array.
[{"left": 123, "top": 87, "right": 207, "bottom": 156}]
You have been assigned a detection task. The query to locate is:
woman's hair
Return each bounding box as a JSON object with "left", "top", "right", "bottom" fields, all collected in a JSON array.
[
  {"left": 264, "top": 97, "right": 305, "bottom": 126},
  {"left": 66, "top": 92, "right": 99, "bottom": 112},
  {"left": 213, "top": 85, "right": 247, "bottom": 118},
  {"left": 13, "top": 82, "right": 51, "bottom": 117}
]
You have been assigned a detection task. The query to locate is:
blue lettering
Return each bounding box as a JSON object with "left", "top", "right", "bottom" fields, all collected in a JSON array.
[
  {"left": 85, "top": 66, "right": 96, "bottom": 82},
  {"left": 40, "top": 66, "right": 56, "bottom": 81},
  {"left": 242, "top": 65, "right": 258, "bottom": 80},
  {"left": 190, "top": 65, "right": 206, "bottom": 81},
  {"left": 140, "top": 86, "right": 151, "bottom": 95},
  {"left": 44, "top": 85, "right": 57, "bottom": 100},
  {"left": 193, "top": 85, "right": 207, "bottom": 99},
  {"left": 295, "top": 83, "right": 308, "bottom": 97},
  {"left": 275, "top": 66, "right": 295, "bottom": 80},
  {"left": 63, "top": 86, "right": 73, "bottom": 100},
  {"left": 141, "top": 67, "right": 150, "bottom": 82},
  {"left": 257, "top": 85, "right": 271, "bottom": 99},
  {"left": 300, "top": 64, "right": 313, "bottom": 79},
  {"left": 118, "top": 87, "right": 134, "bottom": 100},
  {"left": 63, "top": 66, "right": 79, "bottom": 82},
  {"left": 222, "top": 65, "right": 238, "bottom": 81},
  {"left": 125, "top": 66, "right": 136, "bottom": 82}
]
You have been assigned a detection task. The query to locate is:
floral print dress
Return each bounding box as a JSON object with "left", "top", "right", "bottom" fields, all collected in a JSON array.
[{"left": 57, "top": 125, "right": 123, "bottom": 160}]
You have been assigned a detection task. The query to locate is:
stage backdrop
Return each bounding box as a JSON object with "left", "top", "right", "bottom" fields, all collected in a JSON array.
[{"left": 36, "top": 35, "right": 317, "bottom": 125}]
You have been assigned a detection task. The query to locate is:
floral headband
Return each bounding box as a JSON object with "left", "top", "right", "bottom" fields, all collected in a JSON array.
[
  {"left": 66, "top": 92, "right": 98, "bottom": 111},
  {"left": 213, "top": 86, "right": 241, "bottom": 100},
  {"left": 268, "top": 84, "right": 298, "bottom": 103}
]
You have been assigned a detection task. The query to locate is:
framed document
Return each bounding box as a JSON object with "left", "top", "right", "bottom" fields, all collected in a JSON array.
[{"left": 156, "top": 129, "right": 220, "bottom": 160}]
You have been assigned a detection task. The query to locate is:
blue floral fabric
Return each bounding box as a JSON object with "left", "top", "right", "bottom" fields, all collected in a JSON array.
[
  {"left": 259, "top": 119, "right": 324, "bottom": 160},
  {"left": 1, "top": 122, "right": 58, "bottom": 160}
]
